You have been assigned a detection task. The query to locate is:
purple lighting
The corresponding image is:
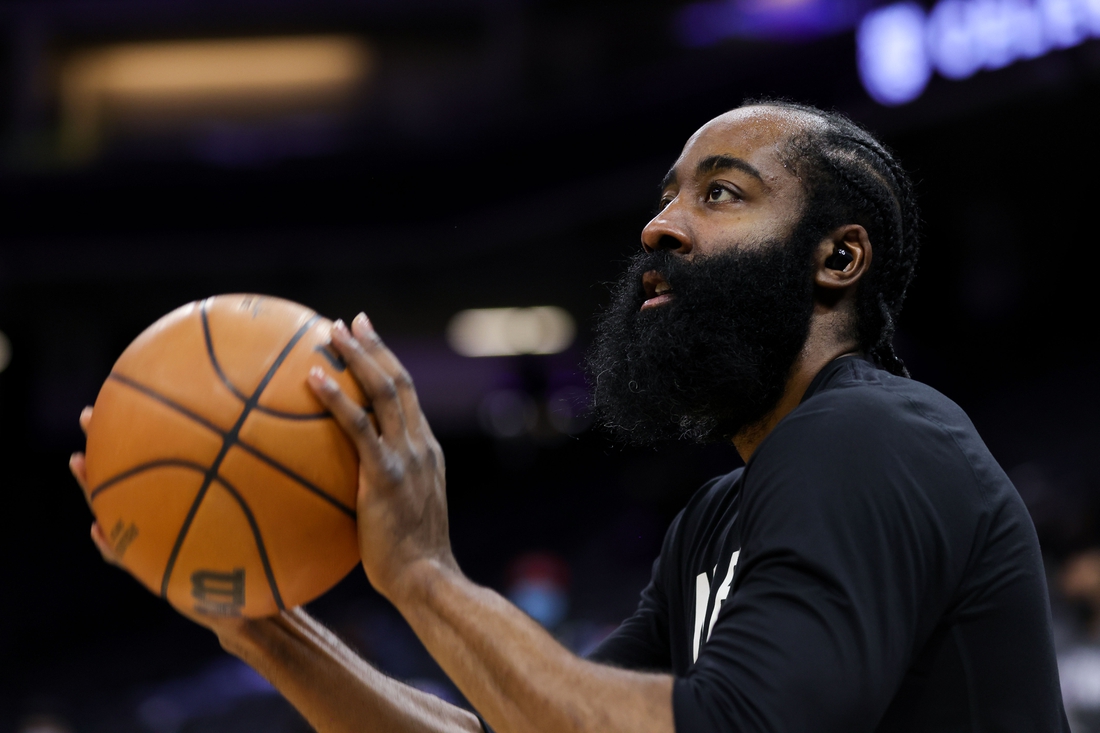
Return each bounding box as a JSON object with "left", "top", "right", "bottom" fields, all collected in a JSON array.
[
  {"left": 677, "top": 0, "right": 873, "bottom": 46},
  {"left": 857, "top": 0, "right": 1100, "bottom": 106},
  {"left": 857, "top": 2, "right": 933, "bottom": 104}
]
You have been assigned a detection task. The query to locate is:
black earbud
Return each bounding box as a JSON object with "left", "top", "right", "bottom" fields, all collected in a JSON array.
[{"left": 825, "top": 247, "right": 854, "bottom": 271}]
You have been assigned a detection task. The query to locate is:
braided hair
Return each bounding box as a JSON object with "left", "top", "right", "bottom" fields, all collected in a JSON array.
[{"left": 743, "top": 99, "right": 922, "bottom": 377}]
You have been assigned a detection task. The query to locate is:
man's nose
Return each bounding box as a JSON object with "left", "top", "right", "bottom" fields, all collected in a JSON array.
[{"left": 641, "top": 206, "right": 693, "bottom": 255}]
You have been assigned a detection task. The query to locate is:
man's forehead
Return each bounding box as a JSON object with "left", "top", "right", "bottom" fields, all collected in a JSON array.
[
  {"left": 704, "top": 105, "right": 813, "bottom": 138},
  {"left": 669, "top": 105, "right": 812, "bottom": 182}
]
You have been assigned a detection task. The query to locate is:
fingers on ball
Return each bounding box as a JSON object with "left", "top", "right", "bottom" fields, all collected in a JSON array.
[
  {"left": 341, "top": 317, "right": 424, "bottom": 427},
  {"left": 330, "top": 336, "right": 407, "bottom": 432},
  {"left": 309, "top": 366, "right": 381, "bottom": 447},
  {"left": 70, "top": 453, "right": 87, "bottom": 488},
  {"left": 90, "top": 523, "right": 120, "bottom": 566},
  {"left": 328, "top": 316, "right": 431, "bottom": 447}
]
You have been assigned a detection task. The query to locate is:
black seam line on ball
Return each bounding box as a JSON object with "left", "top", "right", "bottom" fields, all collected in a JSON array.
[
  {"left": 201, "top": 300, "right": 334, "bottom": 420},
  {"left": 108, "top": 374, "right": 224, "bottom": 437},
  {"left": 233, "top": 440, "right": 356, "bottom": 517},
  {"left": 251, "top": 405, "right": 332, "bottom": 420},
  {"left": 211, "top": 475, "right": 285, "bottom": 611},
  {"left": 105, "top": 373, "right": 355, "bottom": 518},
  {"left": 201, "top": 298, "right": 252, "bottom": 405},
  {"left": 89, "top": 459, "right": 209, "bottom": 501},
  {"left": 160, "top": 315, "right": 320, "bottom": 600}
]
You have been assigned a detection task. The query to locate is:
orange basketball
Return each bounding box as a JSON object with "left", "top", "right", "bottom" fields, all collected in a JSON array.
[{"left": 83, "top": 294, "right": 365, "bottom": 618}]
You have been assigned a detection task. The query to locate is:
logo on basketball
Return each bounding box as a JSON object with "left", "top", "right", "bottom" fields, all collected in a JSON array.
[{"left": 191, "top": 568, "right": 246, "bottom": 616}]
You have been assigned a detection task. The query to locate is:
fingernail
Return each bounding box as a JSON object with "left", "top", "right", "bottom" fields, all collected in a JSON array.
[
  {"left": 354, "top": 312, "right": 372, "bottom": 331},
  {"left": 309, "top": 366, "right": 338, "bottom": 392},
  {"left": 308, "top": 366, "right": 327, "bottom": 387},
  {"left": 333, "top": 319, "right": 349, "bottom": 338}
]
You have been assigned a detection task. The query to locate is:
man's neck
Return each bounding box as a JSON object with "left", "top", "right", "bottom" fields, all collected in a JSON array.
[{"left": 732, "top": 343, "right": 859, "bottom": 462}]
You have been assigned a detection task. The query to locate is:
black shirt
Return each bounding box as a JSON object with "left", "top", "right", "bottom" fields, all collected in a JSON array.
[{"left": 589, "top": 356, "right": 1069, "bottom": 732}]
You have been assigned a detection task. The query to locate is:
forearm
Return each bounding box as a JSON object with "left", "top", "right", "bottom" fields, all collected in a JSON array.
[
  {"left": 220, "top": 607, "right": 482, "bottom": 733},
  {"left": 305, "top": 320, "right": 673, "bottom": 733},
  {"left": 390, "top": 561, "right": 674, "bottom": 733}
]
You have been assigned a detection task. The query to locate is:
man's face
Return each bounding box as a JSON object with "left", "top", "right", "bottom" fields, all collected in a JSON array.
[
  {"left": 585, "top": 107, "right": 823, "bottom": 444},
  {"left": 643, "top": 107, "right": 810, "bottom": 267}
]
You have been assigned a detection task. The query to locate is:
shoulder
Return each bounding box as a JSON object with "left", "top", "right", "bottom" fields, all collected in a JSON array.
[
  {"left": 739, "top": 363, "right": 1020, "bottom": 556},
  {"left": 761, "top": 360, "right": 980, "bottom": 470},
  {"left": 742, "top": 361, "right": 1007, "bottom": 536}
]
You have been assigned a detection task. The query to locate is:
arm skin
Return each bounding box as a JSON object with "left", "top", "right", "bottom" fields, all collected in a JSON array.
[
  {"left": 306, "top": 315, "right": 676, "bottom": 733},
  {"left": 220, "top": 607, "right": 484, "bottom": 733}
]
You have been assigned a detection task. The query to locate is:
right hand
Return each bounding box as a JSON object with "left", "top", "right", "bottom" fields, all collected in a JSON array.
[
  {"left": 71, "top": 405, "right": 256, "bottom": 643},
  {"left": 308, "top": 316, "right": 456, "bottom": 604}
]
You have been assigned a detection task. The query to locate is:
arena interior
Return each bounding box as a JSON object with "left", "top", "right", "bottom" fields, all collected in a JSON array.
[{"left": 2, "top": 0, "right": 1100, "bottom": 730}]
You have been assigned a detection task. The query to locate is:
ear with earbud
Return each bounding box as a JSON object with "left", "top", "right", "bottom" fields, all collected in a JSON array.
[
  {"left": 824, "top": 246, "right": 854, "bottom": 271},
  {"left": 816, "top": 225, "right": 870, "bottom": 292}
]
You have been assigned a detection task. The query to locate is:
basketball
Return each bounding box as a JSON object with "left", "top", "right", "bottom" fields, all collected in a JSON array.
[{"left": 82, "top": 294, "right": 366, "bottom": 618}]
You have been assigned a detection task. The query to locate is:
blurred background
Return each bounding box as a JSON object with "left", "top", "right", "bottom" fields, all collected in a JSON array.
[{"left": 1, "top": 0, "right": 1099, "bottom": 729}]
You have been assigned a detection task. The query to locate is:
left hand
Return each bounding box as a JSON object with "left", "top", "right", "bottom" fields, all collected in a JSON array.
[
  {"left": 308, "top": 313, "right": 456, "bottom": 602},
  {"left": 71, "top": 407, "right": 255, "bottom": 642}
]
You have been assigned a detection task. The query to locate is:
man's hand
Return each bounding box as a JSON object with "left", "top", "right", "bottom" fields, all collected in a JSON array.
[
  {"left": 70, "top": 406, "right": 250, "bottom": 641},
  {"left": 307, "top": 314, "right": 674, "bottom": 733},
  {"left": 307, "top": 314, "right": 454, "bottom": 603}
]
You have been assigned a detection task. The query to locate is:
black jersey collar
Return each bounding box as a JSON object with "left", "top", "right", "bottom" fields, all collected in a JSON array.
[{"left": 799, "top": 354, "right": 872, "bottom": 405}]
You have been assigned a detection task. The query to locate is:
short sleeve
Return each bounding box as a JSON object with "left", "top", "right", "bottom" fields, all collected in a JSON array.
[{"left": 673, "top": 393, "right": 974, "bottom": 732}]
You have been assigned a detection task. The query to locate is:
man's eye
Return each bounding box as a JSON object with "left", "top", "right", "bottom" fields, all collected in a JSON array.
[{"left": 707, "top": 185, "right": 738, "bottom": 203}]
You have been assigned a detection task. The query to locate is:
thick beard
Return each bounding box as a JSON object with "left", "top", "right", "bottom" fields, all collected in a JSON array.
[{"left": 585, "top": 225, "right": 818, "bottom": 446}]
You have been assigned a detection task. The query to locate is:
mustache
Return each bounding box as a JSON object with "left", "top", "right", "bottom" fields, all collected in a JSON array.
[{"left": 612, "top": 249, "right": 721, "bottom": 305}]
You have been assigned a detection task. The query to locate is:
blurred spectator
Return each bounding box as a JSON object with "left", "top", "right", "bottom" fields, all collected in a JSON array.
[
  {"left": 1057, "top": 549, "right": 1100, "bottom": 731},
  {"left": 507, "top": 552, "right": 571, "bottom": 631},
  {"left": 505, "top": 551, "right": 615, "bottom": 656}
]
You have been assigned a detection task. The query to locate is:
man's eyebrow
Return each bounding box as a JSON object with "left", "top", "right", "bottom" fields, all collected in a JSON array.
[
  {"left": 659, "top": 168, "right": 678, "bottom": 193},
  {"left": 696, "top": 154, "right": 766, "bottom": 185},
  {"left": 657, "top": 154, "right": 767, "bottom": 194}
]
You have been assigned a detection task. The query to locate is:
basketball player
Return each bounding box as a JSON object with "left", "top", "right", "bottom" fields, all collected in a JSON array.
[{"left": 72, "top": 101, "right": 1070, "bottom": 731}]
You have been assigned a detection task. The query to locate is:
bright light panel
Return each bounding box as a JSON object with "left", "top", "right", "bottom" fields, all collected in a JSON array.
[
  {"left": 62, "top": 35, "right": 371, "bottom": 101},
  {"left": 447, "top": 307, "right": 576, "bottom": 357},
  {"left": 58, "top": 35, "right": 372, "bottom": 154}
]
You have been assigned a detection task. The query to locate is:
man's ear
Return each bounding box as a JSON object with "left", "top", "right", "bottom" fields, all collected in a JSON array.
[{"left": 814, "top": 224, "right": 871, "bottom": 292}]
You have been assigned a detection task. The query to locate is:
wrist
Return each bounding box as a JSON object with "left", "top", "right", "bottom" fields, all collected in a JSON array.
[
  {"left": 380, "top": 555, "right": 464, "bottom": 610},
  {"left": 214, "top": 617, "right": 259, "bottom": 657}
]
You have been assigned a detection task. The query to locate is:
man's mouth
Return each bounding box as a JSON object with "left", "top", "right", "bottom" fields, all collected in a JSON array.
[{"left": 641, "top": 270, "right": 674, "bottom": 311}]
